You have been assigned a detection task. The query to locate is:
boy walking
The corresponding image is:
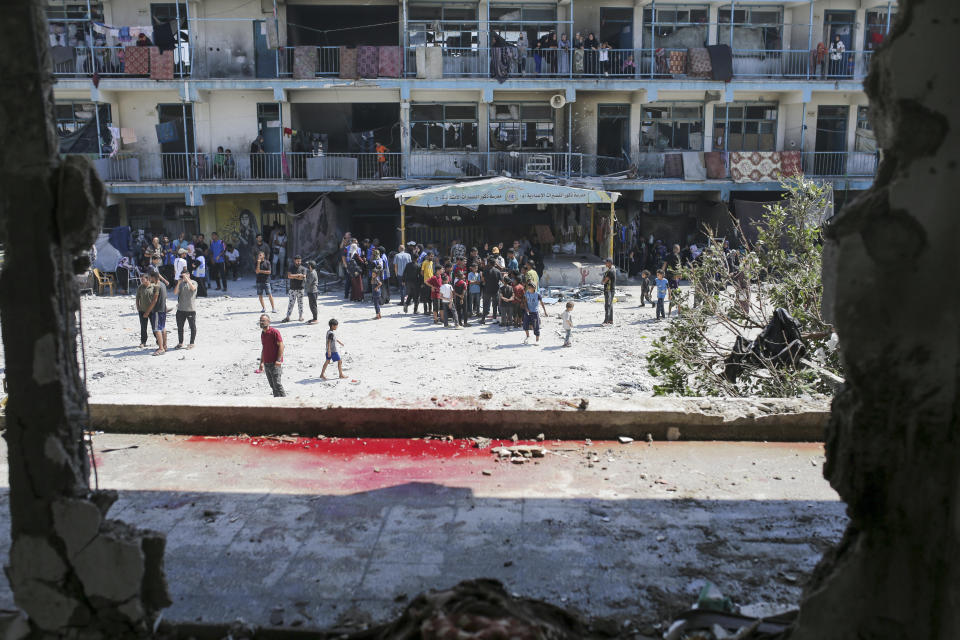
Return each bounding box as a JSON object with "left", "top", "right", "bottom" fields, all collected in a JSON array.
[
  {"left": 257, "top": 314, "right": 285, "bottom": 396},
  {"left": 640, "top": 270, "right": 653, "bottom": 307},
  {"left": 655, "top": 270, "right": 668, "bottom": 320},
  {"left": 371, "top": 266, "right": 383, "bottom": 319},
  {"left": 561, "top": 301, "right": 575, "bottom": 347},
  {"left": 255, "top": 251, "right": 277, "bottom": 314},
  {"left": 522, "top": 282, "right": 548, "bottom": 345},
  {"left": 320, "top": 319, "right": 347, "bottom": 379}
]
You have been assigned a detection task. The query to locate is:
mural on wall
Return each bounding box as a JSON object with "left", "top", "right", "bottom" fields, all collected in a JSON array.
[
  {"left": 289, "top": 196, "right": 341, "bottom": 268},
  {"left": 217, "top": 206, "right": 260, "bottom": 273}
]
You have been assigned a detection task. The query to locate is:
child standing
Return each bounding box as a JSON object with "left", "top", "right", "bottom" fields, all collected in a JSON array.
[
  {"left": 561, "top": 301, "right": 574, "bottom": 347},
  {"left": 499, "top": 277, "right": 515, "bottom": 329},
  {"left": 640, "top": 269, "right": 653, "bottom": 307},
  {"left": 522, "top": 282, "right": 549, "bottom": 345},
  {"left": 655, "top": 270, "right": 668, "bottom": 320},
  {"left": 321, "top": 319, "right": 346, "bottom": 379},
  {"left": 371, "top": 266, "right": 383, "bottom": 319}
]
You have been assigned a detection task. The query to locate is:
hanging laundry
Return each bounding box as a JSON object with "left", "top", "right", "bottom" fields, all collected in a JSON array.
[
  {"left": 119, "top": 26, "right": 131, "bottom": 41},
  {"left": 155, "top": 119, "right": 181, "bottom": 144},
  {"left": 124, "top": 46, "right": 150, "bottom": 75},
  {"left": 266, "top": 18, "right": 279, "bottom": 49},
  {"left": 150, "top": 47, "right": 174, "bottom": 80},
  {"left": 153, "top": 20, "right": 175, "bottom": 53}
]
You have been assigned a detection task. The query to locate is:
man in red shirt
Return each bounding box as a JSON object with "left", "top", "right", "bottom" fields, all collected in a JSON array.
[
  {"left": 427, "top": 271, "right": 443, "bottom": 325},
  {"left": 257, "top": 314, "right": 286, "bottom": 397}
]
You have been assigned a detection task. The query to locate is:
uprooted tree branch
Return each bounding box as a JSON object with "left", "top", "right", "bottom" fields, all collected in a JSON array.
[{"left": 647, "top": 177, "right": 843, "bottom": 397}]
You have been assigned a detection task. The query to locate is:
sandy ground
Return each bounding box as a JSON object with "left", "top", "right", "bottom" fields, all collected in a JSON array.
[{"left": 20, "top": 264, "right": 676, "bottom": 404}]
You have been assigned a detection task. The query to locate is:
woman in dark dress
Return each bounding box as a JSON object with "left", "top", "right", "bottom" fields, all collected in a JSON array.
[{"left": 349, "top": 252, "right": 365, "bottom": 302}]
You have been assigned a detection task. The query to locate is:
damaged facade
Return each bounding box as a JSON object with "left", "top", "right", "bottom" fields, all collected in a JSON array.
[{"left": 51, "top": 0, "right": 888, "bottom": 260}]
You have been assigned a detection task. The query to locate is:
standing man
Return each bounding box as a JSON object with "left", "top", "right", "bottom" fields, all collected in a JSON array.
[
  {"left": 255, "top": 250, "right": 277, "bottom": 314},
  {"left": 173, "top": 268, "right": 198, "bottom": 349},
  {"left": 602, "top": 257, "right": 616, "bottom": 325},
  {"left": 257, "top": 314, "right": 285, "bottom": 397},
  {"left": 225, "top": 243, "right": 240, "bottom": 280},
  {"left": 135, "top": 273, "right": 155, "bottom": 348},
  {"left": 142, "top": 273, "right": 167, "bottom": 355},
  {"left": 209, "top": 231, "right": 226, "bottom": 292},
  {"left": 173, "top": 248, "right": 188, "bottom": 281},
  {"left": 305, "top": 260, "right": 319, "bottom": 324},
  {"left": 480, "top": 257, "right": 501, "bottom": 325},
  {"left": 342, "top": 237, "right": 358, "bottom": 299},
  {"left": 421, "top": 252, "right": 436, "bottom": 318},
  {"left": 403, "top": 254, "right": 421, "bottom": 313},
  {"left": 393, "top": 244, "right": 412, "bottom": 304},
  {"left": 282, "top": 255, "right": 306, "bottom": 322}
]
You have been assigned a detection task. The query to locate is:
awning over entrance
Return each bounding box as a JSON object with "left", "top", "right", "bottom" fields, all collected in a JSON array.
[{"left": 394, "top": 177, "right": 620, "bottom": 209}]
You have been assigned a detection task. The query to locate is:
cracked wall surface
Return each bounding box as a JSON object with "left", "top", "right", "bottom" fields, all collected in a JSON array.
[
  {"left": 795, "top": 0, "right": 960, "bottom": 638},
  {"left": 0, "top": 1, "right": 170, "bottom": 636}
]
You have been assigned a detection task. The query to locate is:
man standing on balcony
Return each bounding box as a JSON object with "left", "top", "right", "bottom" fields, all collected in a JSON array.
[
  {"left": 210, "top": 231, "right": 226, "bottom": 292},
  {"left": 375, "top": 141, "right": 389, "bottom": 178},
  {"left": 251, "top": 134, "right": 266, "bottom": 179}
]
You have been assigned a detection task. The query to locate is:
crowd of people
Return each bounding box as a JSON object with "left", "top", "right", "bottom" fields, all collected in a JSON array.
[
  {"left": 495, "top": 29, "right": 638, "bottom": 77},
  {"left": 121, "top": 224, "right": 714, "bottom": 396}
]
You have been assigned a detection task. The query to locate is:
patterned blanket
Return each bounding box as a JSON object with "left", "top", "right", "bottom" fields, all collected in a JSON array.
[
  {"left": 730, "top": 151, "right": 783, "bottom": 183},
  {"left": 668, "top": 50, "right": 687, "bottom": 75},
  {"left": 293, "top": 46, "right": 317, "bottom": 79},
  {"left": 664, "top": 153, "right": 684, "bottom": 178},
  {"left": 149, "top": 48, "right": 173, "bottom": 80},
  {"left": 378, "top": 46, "right": 401, "bottom": 78},
  {"left": 357, "top": 46, "right": 379, "bottom": 78},
  {"left": 687, "top": 47, "right": 712, "bottom": 78},
  {"left": 779, "top": 150, "right": 803, "bottom": 177},
  {"left": 124, "top": 46, "right": 150, "bottom": 75},
  {"left": 339, "top": 47, "right": 358, "bottom": 79}
]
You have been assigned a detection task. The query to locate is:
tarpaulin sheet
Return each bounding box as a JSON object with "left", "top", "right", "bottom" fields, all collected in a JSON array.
[{"left": 707, "top": 44, "right": 733, "bottom": 81}]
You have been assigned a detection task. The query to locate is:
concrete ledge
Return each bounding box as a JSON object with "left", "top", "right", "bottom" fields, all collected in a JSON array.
[{"left": 89, "top": 396, "right": 829, "bottom": 442}]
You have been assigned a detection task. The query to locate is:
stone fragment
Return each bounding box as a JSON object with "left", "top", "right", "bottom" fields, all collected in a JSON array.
[
  {"left": 618, "top": 436, "right": 634, "bottom": 444},
  {"left": 481, "top": 470, "right": 493, "bottom": 476},
  {"left": 14, "top": 581, "right": 85, "bottom": 632},
  {"left": 536, "top": 433, "right": 545, "bottom": 441},
  {"left": 270, "top": 608, "right": 285, "bottom": 626},
  {"left": 479, "top": 391, "right": 493, "bottom": 399},
  {"left": 72, "top": 528, "right": 145, "bottom": 602}
]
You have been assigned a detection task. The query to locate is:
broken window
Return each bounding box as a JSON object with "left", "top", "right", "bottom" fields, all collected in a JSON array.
[
  {"left": 855, "top": 106, "right": 875, "bottom": 153},
  {"left": 411, "top": 104, "right": 479, "bottom": 150},
  {"left": 864, "top": 8, "right": 897, "bottom": 50},
  {"left": 488, "top": 103, "right": 555, "bottom": 151},
  {"left": 641, "top": 103, "right": 704, "bottom": 151},
  {"left": 490, "top": 6, "right": 558, "bottom": 47},
  {"left": 642, "top": 4, "right": 708, "bottom": 49},
  {"left": 713, "top": 103, "right": 777, "bottom": 151},
  {"left": 718, "top": 4, "right": 783, "bottom": 49},
  {"left": 408, "top": 4, "right": 479, "bottom": 48}
]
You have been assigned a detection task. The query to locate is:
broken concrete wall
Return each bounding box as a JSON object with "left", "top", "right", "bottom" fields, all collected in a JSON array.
[
  {"left": 0, "top": 1, "right": 170, "bottom": 635},
  {"left": 793, "top": 0, "right": 960, "bottom": 638}
]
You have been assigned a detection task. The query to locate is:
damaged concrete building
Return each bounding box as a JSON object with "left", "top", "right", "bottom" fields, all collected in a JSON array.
[
  {"left": 1, "top": 0, "right": 958, "bottom": 637},
  {"left": 49, "top": 0, "right": 888, "bottom": 258}
]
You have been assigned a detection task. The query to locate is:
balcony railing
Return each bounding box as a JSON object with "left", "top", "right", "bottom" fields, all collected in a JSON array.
[
  {"left": 52, "top": 45, "right": 189, "bottom": 77},
  {"left": 82, "top": 150, "right": 877, "bottom": 184},
  {"left": 277, "top": 46, "right": 341, "bottom": 77}
]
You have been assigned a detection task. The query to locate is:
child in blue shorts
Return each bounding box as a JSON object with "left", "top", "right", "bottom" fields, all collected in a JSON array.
[{"left": 320, "top": 318, "right": 346, "bottom": 379}]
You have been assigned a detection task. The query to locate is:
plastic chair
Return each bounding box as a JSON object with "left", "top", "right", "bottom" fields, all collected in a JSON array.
[{"left": 92, "top": 268, "right": 115, "bottom": 296}]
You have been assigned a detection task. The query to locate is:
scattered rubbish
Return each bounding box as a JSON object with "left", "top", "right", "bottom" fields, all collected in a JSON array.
[
  {"left": 479, "top": 365, "right": 518, "bottom": 372},
  {"left": 510, "top": 456, "right": 527, "bottom": 464},
  {"left": 663, "top": 609, "right": 794, "bottom": 640},
  {"left": 511, "top": 434, "right": 519, "bottom": 443},
  {"left": 724, "top": 308, "right": 806, "bottom": 383},
  {"left": 100, "top": 445, "right": 139, "bottom": 453},
  {"left": 696, "top": 582, "right": 735, "bottom": 613},
  {"left": 579, "top": 398, "right": 589, "bottom": 410},
  {"left": 479, "top": 390, "right": 493, "bottom": 400},
  {"left": 481, "top": 470, "right": 493, "bottom": 476},
  {"left": 618, "top": 436, "right": 634, "bottom": 444},
  {"left": 492, "top": 445, "right": 547, "bottom": 459},
  {"left": 656, "top": 535, "right": 666, "bottom": 542},
  {"left": 373, "top": 467, "right": 381, "bottom": 473},
  {"left": 471, "top": 437, "right": 493, "bottom": 450},
  {"left": 536, "top": 433, "right": 545, "bottom": 441},
  {"left": 503, "top": 560, "right": 514, "bottom": 567}
]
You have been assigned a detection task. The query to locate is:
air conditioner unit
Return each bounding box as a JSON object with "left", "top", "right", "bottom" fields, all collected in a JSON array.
[{"left": 550, "top": 94, "right": 566, "bottom": 109}]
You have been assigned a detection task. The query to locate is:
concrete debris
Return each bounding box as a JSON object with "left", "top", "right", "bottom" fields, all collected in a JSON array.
[
  {"left": 479, "top": 391, "right": 493, "bottom": 400},
  {"left": 269, "top": 607, "right": 284, "bottom": 626},
  {"left": 536, "top": 433, "right": 545, "bottom": 441},
  {"left": 618, "top": 436, "right": 634, "bottom": 444},
  {"left": 511, "top": 433, "right": 519, "bottom": 443},
  {"left": 492, "top": 445, "right": 547, "bottom": 459},
  {"left": 481, "top": 470, "right": 493, "bottom": 476},
  {"left": 667, "top": 427, "right": 681, "bottom": 441},
  {"left": 471, "top": 437, "right": 493, "bottom": 450}
]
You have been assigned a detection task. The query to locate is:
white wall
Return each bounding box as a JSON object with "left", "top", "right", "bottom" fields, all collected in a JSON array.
[{"left": 113, "top": 90, "right": 183, "bottom": 155}]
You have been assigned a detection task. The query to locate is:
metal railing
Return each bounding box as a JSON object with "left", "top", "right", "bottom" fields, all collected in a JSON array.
[
  {"left": 80, "top": 150, "right": 878, "bottom": 183},
  {"left": 277, "top": 46, "right": 340, "bottom": 77},
  {"left": 733, "top": 49, "right": 874, "bottom": 79},
  {"left": 51, "top": 45, "right": 190, "bottom": 77}
]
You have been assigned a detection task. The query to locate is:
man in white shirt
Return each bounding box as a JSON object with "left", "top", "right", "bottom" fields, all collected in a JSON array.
[
  {"left": 438, "top": 275, "right": 460, "bottom": 329},
  {"left": 173, "top": 248, "right": 188, "bottom": 280},
  {"left": 225, "top": 244, "right": 240, "bottom": 280}
]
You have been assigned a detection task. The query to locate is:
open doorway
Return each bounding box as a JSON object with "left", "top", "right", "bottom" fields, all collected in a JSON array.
[
  {"left": 599, "top": 7, "right": 633, "bottom": 50},
  {"left": 157, "top": 103, "right": 195, "bottom": 180},
  {"left": 597, "top": 104, "right": 630, "bottom": 161},
  {"left": 814, "top": 105, "right": 848, "bottom": 176}
]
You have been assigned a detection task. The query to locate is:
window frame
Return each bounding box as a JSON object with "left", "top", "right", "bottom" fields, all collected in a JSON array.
[
  {"left": 411, "top": 103, "right": 479, "bottom": 151},
  {"left": 712, "top": 102, "right": 778, "bottom": 152},
  {"left": 488, "top": 102, "right": 556, "bottom": 151},
  {"left": 640, "top": 102, "right": 704, "bottom": 151}
]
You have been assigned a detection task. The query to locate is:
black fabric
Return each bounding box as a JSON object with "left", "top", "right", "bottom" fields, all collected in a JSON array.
[
  {"left": 707, "top": 44, "right": 733, "bottom": 81},
  {"left": 724, "top": 308, "right": 806, "bottom": 382},
  {"left": 490, "top": 45, "right": 513, "bottom": 84},
  {"left": 58, "top": 105, "right": 113, "bottom": 154},
  {"left": 154, "top": 21, "right": 176, "bottom": 53}
]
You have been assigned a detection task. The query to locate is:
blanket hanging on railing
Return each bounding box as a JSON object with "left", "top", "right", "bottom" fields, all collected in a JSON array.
[
  {"left": 124, "top": 46, "right": 150, "bottom": 75},
  {"left": 293, "top": 46, "right": 317, "bottom": 79},
  {"left": 339, "top": 47, "right": 358, "bottom": 79},
  {"left": 704, "top": 152, "right": 727, "bottom": 179},
  {"left": 730, "top": 151, "right": 782, "bottom": 183},
  {"left": 779, "top": 150, "right": 803, "bottom": 177},
  {"left": 378, "top": 46, "right": 401, "bottom": 78},
  {"left": 668, "top": 50, "right": 687, "bottom": 75},
  {"left": 707, "top": 44, "right": 733, "bottom": 81},
  {"left": 687, "top": 47, "right": 712, "bottom": 78},
  {"left": 682, "top": 152, "right": 707, "bottom": 181},
  {"left": 357, "top": 46, "right": 379, "bottom": 78},
  {"left": 149, "top": 47, "right": 173, "bottom": 80}
]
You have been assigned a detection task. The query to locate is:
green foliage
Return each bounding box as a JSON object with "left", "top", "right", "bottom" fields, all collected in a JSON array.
[{"left": 647, "top": 177, "right": 842, "bottom": 397}]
